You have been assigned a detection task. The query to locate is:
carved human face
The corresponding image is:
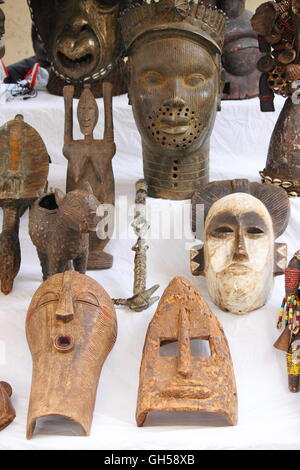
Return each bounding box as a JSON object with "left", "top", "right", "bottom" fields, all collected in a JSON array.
[
  {"left": 136, "top": 277, "right": 237, "bottom": 427},
  {"left": 26, "top": 271, "right": 117, "bottom": 438},
  {"left": 77, "top": 87, "right": 99, "bottom": 135},
  {"left": 129, "top": 36, "right": 220, "bottom": 154},
  {"left": 50, "top": 0, "right": 121, "bottom": 82},
  {"left": 204, "top": 193, "right": 274, "bottom": 314}
]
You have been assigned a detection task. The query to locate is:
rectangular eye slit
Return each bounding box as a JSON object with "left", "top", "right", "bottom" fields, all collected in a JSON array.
[
  {"left": 190, "top": 338, "right": 211, "bottom": 357},
  {"left": 159, "top": 340, "right": 179, "bottom": 357}
]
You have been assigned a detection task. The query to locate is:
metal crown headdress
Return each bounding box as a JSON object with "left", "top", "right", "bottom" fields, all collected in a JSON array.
[{"left": 120, "top": 0, "right": 226, "bottom": 54}]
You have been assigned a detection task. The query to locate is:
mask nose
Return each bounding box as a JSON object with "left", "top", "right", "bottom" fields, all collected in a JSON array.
[
  {"left": 162, "top": 96, "right": 186, "bottom": 109},
  {"left": 70, "top": 16, "right": 89, "bottom": 35},
  {"left": 233, "top": 228, "right": 249, "bottom": 262},
  {"left": 56, "top": 286, "right": 74, "bottom": 323},
  {"left": 177, "top": 307, "right": 192, "bottom": 378}
]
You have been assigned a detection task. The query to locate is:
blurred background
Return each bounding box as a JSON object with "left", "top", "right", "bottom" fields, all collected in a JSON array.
[{"left": 2, "top": 0, "right": 263, "bottom": 65}]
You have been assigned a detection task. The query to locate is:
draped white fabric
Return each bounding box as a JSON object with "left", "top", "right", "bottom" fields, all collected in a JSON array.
[{"left": 0, "top": 91, "right": 299, "bottom": 450}]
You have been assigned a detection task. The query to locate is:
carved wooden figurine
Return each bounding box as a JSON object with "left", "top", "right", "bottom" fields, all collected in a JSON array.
[
  {"left": 0, "top": 381, "right": 15, "bottom": 431},
  {"left": 120, "top": 0, "right": 226, "bottom": 200},
  {"left": 26, "top": 271, "right": 117, "bottom": 438},
  {"left": 191, "top": 179, "right": 290, "bottom": 314},
  {"left": 0, "top": 115, "right": 49, "bottom": 294},
  {"left": 63, "top": 82, "right": 115, "bottom": 269},
  {"left": 217, "top": 0, "right": 262, "bottom": 100},
  {"left": 136, "top": 277, "right": 238, "bottom": 427},
  {"left": 0, "top": 0, "right": 5, "bottom": 60},
  {"left": 29, "top": 184, "right": 100, "bottom": 280},
  {"left": 252, "top": 0, "right": 300, "bottom": 196},
  {"left": 27, "top": 0, "right": 140, "bottom": 97},
  {"left": 274, "top": 250, "right": 300, "bottom": 392}
]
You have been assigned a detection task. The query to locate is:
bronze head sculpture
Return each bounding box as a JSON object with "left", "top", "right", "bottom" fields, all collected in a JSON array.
[
  {"left": 27, "top": 0, "right": 137, "bottom": 97},
  {"left": 136, "top": 277, "right": 238, "bottom": 426},
  {"left": 26, "top": 271, "right": 117, "bottom": 438},
  {"left": 252, "top": 0, "right": 300, "bottom": 196},
  {"left": 191, "top": 179, "right": 290, "bottom": 314},
  {"left": 120, "top": 0, "right": 226, "bottom": 200}
]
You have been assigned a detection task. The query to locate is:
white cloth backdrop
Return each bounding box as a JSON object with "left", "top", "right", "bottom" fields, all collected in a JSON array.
[{"left": 0, "top": 91, "right": 299, "bottom": 450}]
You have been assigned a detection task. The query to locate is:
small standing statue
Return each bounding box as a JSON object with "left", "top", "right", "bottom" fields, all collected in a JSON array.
[
  {"left": 0, "top": 115, "right": 49, "bottom": 294},
  {"left": 252, "top": 0, "right": 300, "bottom": 196},
  {"left": 275, "top": 250, "right": 300, "bottom": 392},
  {"left": 63, "top": 82, "right": 115, "bottom": 270}
]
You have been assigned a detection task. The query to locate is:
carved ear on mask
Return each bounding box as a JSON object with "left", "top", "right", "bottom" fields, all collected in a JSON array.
[
  {"left": 274, "top": 242, "right": 288, "bottom": 276},
  {"left": 190, "top": 244, "right": 205, "bottom": 276},
  {"left": 54, "top": 188, "right": 65, "bottom": 206},
  {"left": 83, "top": 181, "right": 93, "bottom": 194}
]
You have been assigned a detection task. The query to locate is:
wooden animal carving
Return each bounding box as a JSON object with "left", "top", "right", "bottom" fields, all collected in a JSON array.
[
  {"left": 0, "top": 381, "right": 16, "bottom": 431},
  {"left": 136, "top": 277, "right": 238, "bottom": 427},
  {"left": 29, "top": 184, "right": 101, "bottom": 280},
  {"left": 63, "top": 82, "right": 115, "bottom": 270},
  {"left": 0, "top": 114, "right": 49, "bottom": 294}
]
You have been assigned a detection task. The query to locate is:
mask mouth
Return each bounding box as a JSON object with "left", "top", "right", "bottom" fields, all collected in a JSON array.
[
  {"left": 225, "top": 263, "right": 251, "bottom": 274},
  {"left": 147, "top": 107, "right": 204, "bottom": 149},
  {"left": 53, "top": 31, "right": 100, "bottom": 81}
]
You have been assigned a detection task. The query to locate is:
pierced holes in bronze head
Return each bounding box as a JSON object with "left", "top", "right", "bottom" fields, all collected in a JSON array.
[{"left": 54, "top": 334, "right": 74, "bottom": 352}]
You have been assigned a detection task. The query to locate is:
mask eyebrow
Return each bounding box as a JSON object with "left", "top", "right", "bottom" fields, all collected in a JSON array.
[
  {"left": 240, "top": 211, "right": 269, "bottom": 232},
  {"left": 206, "top": 212, "right": 237, "bottom": 233}
]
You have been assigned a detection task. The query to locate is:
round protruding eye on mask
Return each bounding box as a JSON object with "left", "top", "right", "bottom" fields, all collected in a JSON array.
[{"left": 53, "top": 334, "right": 74, "bottom": 352}]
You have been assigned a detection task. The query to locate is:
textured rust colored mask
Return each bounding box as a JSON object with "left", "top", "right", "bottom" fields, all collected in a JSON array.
[
  {"left": 26, "top": 271, "right": 117, "bottom": 438},
  {"left": 120, "top": 1, "right": 225, "bottom": 200},
  {"left": 27, "top": 0, "right": 132, "bottom": 97},
  {"left": 136, "top": 277, "right": 238, "bottom": 426}
]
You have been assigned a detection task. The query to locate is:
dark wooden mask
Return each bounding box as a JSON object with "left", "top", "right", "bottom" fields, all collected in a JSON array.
[{"left": 27, "top": 0, "right": 137, "bottom": 96}]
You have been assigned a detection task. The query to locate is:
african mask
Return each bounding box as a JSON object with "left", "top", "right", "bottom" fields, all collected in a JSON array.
[
  {"left": 27, "top": 0, "right": 135, "bottom": 97},
  {"left": 217, "top": 0, "right": 262, "bottom": 100},
  {"left": 136, "top": 277, "right": 238, "bottom": 426},
  {"left": 191, "top": 179, "right": 290, "bottom": 314},
  {"left": 120, "top": 0, "right": 226, "bottom": 200},
  {"left": 26, "top": 271, "right": 117, "bottom": 438},
  {"left": 0, "top": 1, "right": 5, "bottom": 61}
]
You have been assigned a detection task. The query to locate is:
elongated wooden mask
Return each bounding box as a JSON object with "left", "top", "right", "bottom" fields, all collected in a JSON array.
[
  {"left": 26, "top": 271, "right": 117, "bottom": 438},
  {"left": 136, "top": 277, "right": 238, "bottom": 426}
]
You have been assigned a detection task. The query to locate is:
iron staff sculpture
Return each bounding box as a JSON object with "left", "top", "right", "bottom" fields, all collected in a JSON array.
[
  {"left": 63, "top": 82, "right": 115, "bottom": 270},
  {"left": 113, "top": 179, "right": 159, "bottom": 312}
]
